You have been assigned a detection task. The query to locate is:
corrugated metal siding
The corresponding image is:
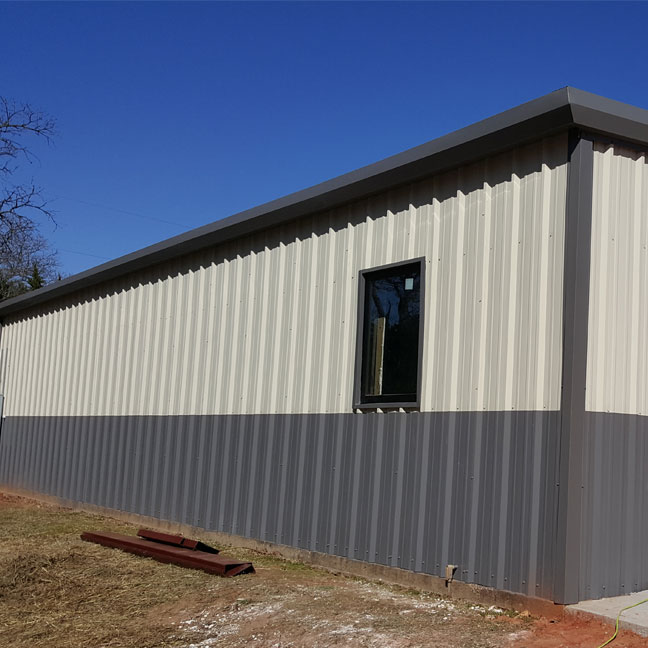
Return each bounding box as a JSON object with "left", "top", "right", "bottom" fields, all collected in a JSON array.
[
  {"left": 587, "top": 142, "right": 648, "bottom": 415},
  {"left": 0, "top": 411, "right": 561, "bottom": 599},
  {"left": 579, "top": 141, "right": 648, "bottom": 600},
  {"left": 580, "top": 412, "right": 648, "bottom": 599},
  {"left": 0, "top": 135, "right": 567, "bottom": 417}
]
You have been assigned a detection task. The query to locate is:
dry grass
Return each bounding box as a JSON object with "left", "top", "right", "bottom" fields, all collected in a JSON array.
[
  {"left": 4, "top": 493, "right": 642, "bottom": 648},
  {"left": 0, "top": 495, "right": 224, "bottom": 647},
  {"left": 0, "top": 494, "right": 518, "bottom": 648}
]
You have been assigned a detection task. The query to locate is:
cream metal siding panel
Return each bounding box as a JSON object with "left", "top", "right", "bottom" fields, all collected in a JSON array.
[
  {"left": 0, "top": 135, "right": 567, "bottom": 417},
  {"left": 587, "top": 143, "right": 648, "bottom": 415}
]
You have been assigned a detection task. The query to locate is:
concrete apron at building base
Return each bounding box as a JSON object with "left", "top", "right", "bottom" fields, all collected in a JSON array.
[
  {"left": 567, "top": 591, "right": 648, "bottom": 638},
  {"left": 2, "top": 486, "right": 564, "bottom": 620}
]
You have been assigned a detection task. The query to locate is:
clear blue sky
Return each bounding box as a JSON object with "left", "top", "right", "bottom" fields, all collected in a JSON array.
[{"left": 2, "top": 1, "right": 647, "bottom": 276}]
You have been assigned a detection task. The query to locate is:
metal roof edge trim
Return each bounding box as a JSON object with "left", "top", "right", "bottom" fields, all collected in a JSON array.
[
  {"left": 1, "top": 87, "right": 647, "bottom": 317},
  {"left": 567, "top": 87, "right": 648, "bottom": 147}
]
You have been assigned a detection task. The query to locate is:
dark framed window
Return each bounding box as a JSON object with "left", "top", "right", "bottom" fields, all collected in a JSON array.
[{"left": 353, "top": 258, "right": 425, "bottom": 409}]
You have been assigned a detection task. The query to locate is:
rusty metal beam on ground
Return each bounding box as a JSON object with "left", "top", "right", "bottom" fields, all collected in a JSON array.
[
  {"left": 137, "top": 528, "right": 220, "bottom": 554},
  {"left": 81, "top": 531, "right": 254, "bottom": 577}
]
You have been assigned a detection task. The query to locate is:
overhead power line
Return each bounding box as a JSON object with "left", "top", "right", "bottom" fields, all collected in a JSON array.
[
  {"left": 53, "top": 195, "right": 193, "bottom": 229},
  {"left": 56, "top": 248, "right": 111, "bottom": 261}
]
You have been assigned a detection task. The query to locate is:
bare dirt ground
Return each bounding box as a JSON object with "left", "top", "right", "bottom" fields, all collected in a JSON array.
[{"left": 0, "top": 493, "right": 644, "bottom": 648}]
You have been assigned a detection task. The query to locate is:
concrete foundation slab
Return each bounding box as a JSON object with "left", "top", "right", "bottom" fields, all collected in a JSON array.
[{"left": 567, "top": 590, "right": 648, "bottom": 637}]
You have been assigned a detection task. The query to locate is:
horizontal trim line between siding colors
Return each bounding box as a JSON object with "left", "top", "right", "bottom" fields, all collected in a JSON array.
[{"left": 0, "top": 411, "right": 560, "bottom": 600}]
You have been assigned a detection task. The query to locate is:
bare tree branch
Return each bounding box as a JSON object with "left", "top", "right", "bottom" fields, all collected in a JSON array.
[
  {"left": 0, "top": 97, "right": 58, "bottom": 300},
  {"left": 0, "top": 97, "right": 55, "bottom": 175}
]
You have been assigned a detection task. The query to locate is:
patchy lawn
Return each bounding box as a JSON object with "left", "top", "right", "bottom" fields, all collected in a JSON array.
[{"left": 0, "top": 493, "right": 644, "bottom": 648}]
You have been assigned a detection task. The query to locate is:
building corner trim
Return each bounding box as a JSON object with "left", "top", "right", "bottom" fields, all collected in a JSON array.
[{"left": 553, "top": 130, "right": 594, "bottom": 604}]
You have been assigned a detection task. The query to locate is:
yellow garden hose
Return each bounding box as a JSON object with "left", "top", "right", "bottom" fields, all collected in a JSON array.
[{"left": 596, "top": 597, "right": 648, "bottom": 648}]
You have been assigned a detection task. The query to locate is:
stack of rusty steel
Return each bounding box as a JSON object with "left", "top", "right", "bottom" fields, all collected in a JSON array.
[{"left": 81, "top": 528, "right": 254, "bottom": 577}]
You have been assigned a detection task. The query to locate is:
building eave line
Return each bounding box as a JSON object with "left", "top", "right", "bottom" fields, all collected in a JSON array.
[{"left": 1, "top": 87, "right": 647, "bottom": 318}]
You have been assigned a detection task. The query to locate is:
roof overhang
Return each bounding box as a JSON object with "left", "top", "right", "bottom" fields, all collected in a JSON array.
[{"left": 2, "top": 86, "right": 648, "bottom": 318}]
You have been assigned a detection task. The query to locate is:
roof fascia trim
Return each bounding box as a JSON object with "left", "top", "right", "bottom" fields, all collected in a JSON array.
[
  {"left": 0, "top": 87, "right": 597, "bottom": 317},
  {"left": 568, "top": 88, "right": 648, "bottom": 148}
]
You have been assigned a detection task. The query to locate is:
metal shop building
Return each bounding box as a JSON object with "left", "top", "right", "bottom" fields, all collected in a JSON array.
[{"left": 1, "top": 88, "right": 647, "bottom": 606}]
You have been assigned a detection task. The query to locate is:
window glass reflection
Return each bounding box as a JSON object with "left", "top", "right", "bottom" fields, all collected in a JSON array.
[{"left": 361, "top": 263, "right": 421, "bottom": 402}]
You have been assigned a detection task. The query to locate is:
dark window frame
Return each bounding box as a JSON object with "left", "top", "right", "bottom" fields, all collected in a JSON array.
[{"left": 353, "top": 257, "right": 426, "bottom": 410}]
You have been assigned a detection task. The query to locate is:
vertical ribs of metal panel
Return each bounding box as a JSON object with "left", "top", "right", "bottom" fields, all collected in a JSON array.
[
  {"left": 0, "top": 136, "right": 567, "bottom": 420},
  {"left": 579, "top": 142, "right": 648, "bottom": 600},
  {"left": 553, "top": 132, "right": 594, "bottom": 604},
  {"left": 600, "top": 413, "right": 633, "bottom": 597},
  {"left": 0, "top": 411, "right": 560, "bottom": 599},
  {"left": 586, "top": 142, "right": 648, "bottom": 415},
  {"left": 580, "top": 412, "right": 648, "bottom": 599}
]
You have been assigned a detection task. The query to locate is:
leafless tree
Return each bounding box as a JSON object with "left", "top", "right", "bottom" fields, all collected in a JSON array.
[{"left": 0, "top": 97, "right": 58, "bottom": 299}]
